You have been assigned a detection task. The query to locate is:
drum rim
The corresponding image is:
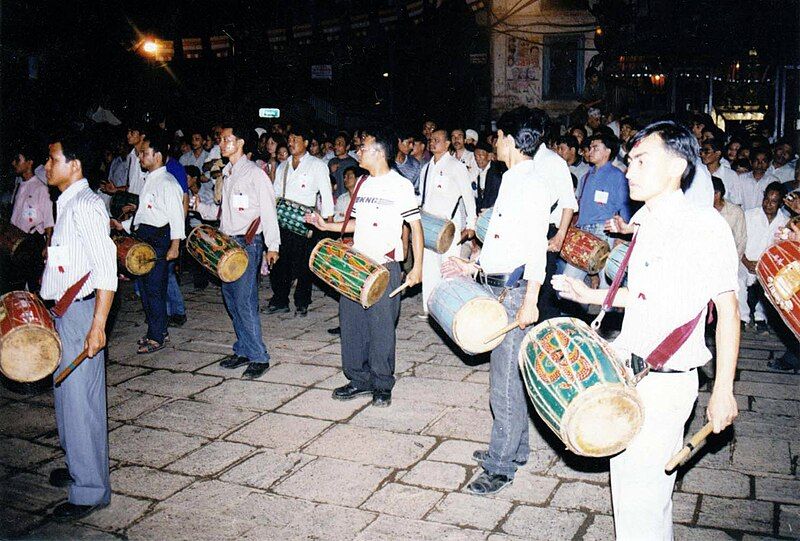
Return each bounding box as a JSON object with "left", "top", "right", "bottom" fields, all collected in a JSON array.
[
  {"left": 361, "top": 267, "right": 390, "bottom": 308},
  {"left": 125, "top": 241, "right": 156, "bottom": 276},
  {"left": 436, "top": 221, "right": 456, "bottom": 254},
  {"left": 453, "top": 296, "right": 508, "bottom": 354},
  {"left": 0, "top": 324, "right": 62, "bottom": 382},
  {"left": 217, "top": 247, "right": 249, "bottom": 282}
]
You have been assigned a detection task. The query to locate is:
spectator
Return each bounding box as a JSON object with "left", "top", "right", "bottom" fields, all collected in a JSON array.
[
  {"left": 729, "top": 148, "right": 781, "bottom": 210},
  {"left": 712, "top": 176, "right": 746, "bottom": 259}
]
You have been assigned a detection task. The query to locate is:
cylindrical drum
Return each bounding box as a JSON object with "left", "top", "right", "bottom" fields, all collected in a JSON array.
[
  {"left": 560, "top": 226, "right": 610, "bottom": 274},
  {"left": 114, "top": 236, "right": 156, "bottom": 276},
  {"left": 0, "top": 225, "right": 44, "bottom": 269},
  {"left": 603, "top": 241, "right": 630, "bottom": 286},
  {"left": 427, "top": 276, "right": 509, "bottom": 355},
  {"left": 475, "top": 208, "right": 493, "bottom": 244},
  {"left": 109, "top": 192, "right": 140, "bottom": 220},
  {"left": 0, "top": 291, "right": 61, "bottom": 382},
  {"left": 186, "top": 225, "right": 249, "bottom": 282},
  {"left": 420, "top": 211, "right": 455, "bottom": 254},
  {"left": 757, "top": 240, "right": 800, "bottom": 339},
  {"left": 519, "top": 317, "right": 643, "bottom": 457},
  {"left": 276, "top": 198, "right": 314, "bottom": 238},
  {"left": 309, "top": 238, "right": 389, "bottom": 308}
]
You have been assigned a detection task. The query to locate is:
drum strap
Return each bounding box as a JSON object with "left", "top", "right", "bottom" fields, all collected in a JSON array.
[
  {"left": 339, "top": 175, "right": 369, "bottom": 238},
  {"left": 420, "top": 163, "right": 431, "bottom": 206}
]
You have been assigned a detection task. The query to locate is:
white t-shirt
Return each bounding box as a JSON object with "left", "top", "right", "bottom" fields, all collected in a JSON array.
[{"left": 351, "top": 171, "right": 420, "bottom": 263}]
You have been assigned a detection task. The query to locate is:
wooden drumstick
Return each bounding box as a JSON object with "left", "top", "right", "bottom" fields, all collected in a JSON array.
[
  {"left": 483, "top": 322, "right": 520, "bottom": 344},
  {"left": 665, "top": 421, "right": 714, "bottom": 472},
  {"left": 389, "top": 283, "right": 409, "bottom": 298},
  {"left": 53, "top": 349, "right": 89, "bottom": 387}
]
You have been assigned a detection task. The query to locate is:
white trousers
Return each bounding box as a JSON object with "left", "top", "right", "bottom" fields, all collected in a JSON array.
[
  {"left": 421, "top": 238, "right": 460, "bottom": 312},
  {"left": 737, "top": 263, "right": 766, "bottom": 322},
  {"left": 610, "top": 369, "right": 699, "bottom": 541}
]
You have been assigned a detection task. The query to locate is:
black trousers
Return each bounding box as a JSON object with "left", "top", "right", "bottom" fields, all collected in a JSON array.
[
  {"left": 538, "top": 224, "right": 561, "bottom": 321},
  {"left": 136, "top": 224, "right": 170, "bottom": 342},
  {"left": 339, "top": 262, "right": 402, "bottom": 391},
  {"left": 269, "top": 228, "right": 314, "bottom": 309}
]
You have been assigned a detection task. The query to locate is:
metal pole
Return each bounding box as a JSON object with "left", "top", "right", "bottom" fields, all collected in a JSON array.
[
  {"left": 779, "top": 66, "right": 787, "bottom": 139},
  {"left": 707, "top": 71, "right": 713, "bottom": 116},
  {"left": 774, "top": 65, "right": 780, "bottom": 141},
  {"left": 670, "top": 69, "right": 677, "bottom": 114}
]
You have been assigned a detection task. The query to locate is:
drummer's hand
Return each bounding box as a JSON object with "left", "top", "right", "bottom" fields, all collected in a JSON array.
[
  {"left": 100, "top": 181, "right": 116, "bottom": 194},
  {"left": 547, "top": 230, "right": 566, "bottom": 252},
  {"left": 84, "top": 323, "right": 106, "bottom": 358},
  {"left": 265, "top": 250, "right": 279, "bottom": 267},
  {"left": 459, "top": 228, "right": 475, "bottom": 244},
  {"left": 122, "top": 203, "right": 137, "bottom": 214},
  {"left": 304, "top": 211, "right": 327, "bottom": 231},
  {"left": 784, "top": 192, "right": 800, "bottom": 214},
  {"left": 605, "top": 215, "right": 633, "bottom": 235},
  {"left": 551, "top": 274, "right": 593, "bottom": 303},
  {"left": 515, "top": 299, "right": 539, "bottom": 330},
  {"left": 406, "top": 266, "right": 422, "bottom": 287},
  {"left": 166, "top": 245, "right": 180, "bottom": 261},
  {"left": 706, "top": 389, "right": 738, "bottom": 433},
  {"left": 110, "top": 219, "right": 124, "bottom": 231},
  {"left": 443, "top": 256, "right": 478, "bottom": 278}
]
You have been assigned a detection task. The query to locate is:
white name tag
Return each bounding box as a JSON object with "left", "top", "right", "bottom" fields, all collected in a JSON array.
[
  {"left": 22, "top": 207, "right": 37, "bottom": 221},
  {"left": 594, "top": 190, "right": 609, "bottom": 204},
  {"left": 47, "top": 245, "right": 69, "bottom": 270},
  {"left": 231, "top": 193, "right": 249, "bottom": 209}
]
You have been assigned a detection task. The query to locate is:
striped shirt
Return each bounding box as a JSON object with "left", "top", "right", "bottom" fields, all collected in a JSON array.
[{"left": 41, "top": 180, "right": 117, "bottom": 300}]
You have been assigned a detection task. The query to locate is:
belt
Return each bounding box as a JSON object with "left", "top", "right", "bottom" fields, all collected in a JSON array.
[
  {"left": 631, "top": 354, "right": 692, "bottom": 374},
  {"left": 74, "top": 292, "right": 96, "bottom": 302},
  {"left": 476, "top": 271, "right": 521, "bottom": 289}
]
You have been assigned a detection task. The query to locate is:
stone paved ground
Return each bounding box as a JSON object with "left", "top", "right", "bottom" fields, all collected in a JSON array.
[{"left": 1, "top": 277, "right": 799, "bottom": 540}]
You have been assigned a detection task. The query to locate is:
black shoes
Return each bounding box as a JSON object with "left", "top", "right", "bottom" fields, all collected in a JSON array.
[
  {"left": 263, "top": 305, "right": 290, "bottom": 314},
  {"left": 296, "top": 305, "right": 308, "bottom": 317},
  {"left": 49, "top": 468, "right": 73, "bottom": 488},
  {"left": 327, "top": 327, "right": 341, "bottom": 335},
  {"left": 768, "top": 355, "right": 799, "bottom": 373},
  {"left": 219, "top": 354, "right": 250, "bottom": 369},
  {"left": 471, "top": 450, "right": 528, "bottom": 467},
  {"left": 332, "top": 383, "right": 373, "bottom": 400},
  {"left": 51, "top": 502, "right": 106, "bottom": 522},
  {"left": 168, "top": 314, "right": 187, "bottom": 327},
  {"left": 242, "top": 362, "right": 270, "bottom": 379},
  {"left": 467, "top": 470, "right": 513, "bottom": 495},
  {"left": 372, "top": 390, "right": 392, "bottom": 407}
]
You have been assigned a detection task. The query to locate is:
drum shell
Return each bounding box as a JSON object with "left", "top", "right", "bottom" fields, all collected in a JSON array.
[
  {"left": 475, "top": 208, "right": 493, "bottom": 244},
  {"left": 560, "top": 227, "right": 610, "bottom": 274},
  {"left": 110, "top": 192, "right": 140, "bottom": 220},
  {"left": 186, "top": 225, "right": 249, "bottom": 283},
  {"left": 756, "top": 240, "right": 800, "bottom": 339},
  {"left": 420, "top": 211, "right": 456, "bottom": 254},
  {"left": 114, "top": 236, "right": 156, "bottom": 276},
  {"left": 518, "top": 317, "right": 643, "bottom": 457},
  {"left": 427, "top": 276, "right": 509, "bottom": 355},
  {"left": 0, "top": 291, "right": 61, "bottom": 382},
  {"left": 276, "top": 198, "right": 314, "bottom": 238},
  {"left": 308, "top": 238, "right": 389, "bottom": 308},
  {"left": 603, "top": 241, "right": 630, "bottom": 286}
]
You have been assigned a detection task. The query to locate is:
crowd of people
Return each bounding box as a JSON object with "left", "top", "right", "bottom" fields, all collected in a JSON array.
[{"left": 3, "top": 104, "right": 799, "bottom": 538}]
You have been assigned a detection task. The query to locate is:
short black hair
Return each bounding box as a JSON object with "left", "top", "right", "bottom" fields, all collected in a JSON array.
[
  {"left": 711, "top": 175, "right": 725, "bottom": 197},
  {"left": 290, "top": 123, "right": 312, "bottom": 141},
  {"left": 362, "top": 125, "right": 398, "bottom": 167},
  {"left": 569, "top": 124, "right": 588, "bottom": 140},
  {"left": 51, "top": 131, "right": 95, "bottom": 173},
  {"left": 223, "top": 124, "right": 250, "bottom": 143},
  {"left": 399, "top": 131, "right": 417, "bottom": 143},
  {"left": 496, "top": 106, "right": 548, "bottom": 158},
  {"left": 619, "top": 116, "right": 637, "bottom": 131},
  {"left": 474, "top": 140, "right": 493, "bottom": 153},
  {"left": 143, "top": 132, "right": 170, "bottom": 163},
  {"left": 751, "top": 147, "right": 771, "bottom": 162},
  {"left": 775, "top": 139, "right": 795, "bottom": 152},
  {"left": 589, "top": 132, "right": 621, "bottom": 161},
  {"left": 702, "top": 138, "right": 723, "bottom": 153},
  {"left": 184, "top": 165, "right": 201, "bottom": 178},
  {"left": 15, "top": 139, "right": 42, "bottom": 166},
  {"left": 764, "top": 181, "right": 786, "bottom": 199},
  {"left": 630, "top": 120, "right": 699, "bottom": 191},
  {"left": 127, "top": 120, "right": 148, "bottom": 135},
  {"left": 557, "top": 134, "right": 580, "bottom": 152},
  {"left": 731, "top": 158, "right": 751, "bottom": 172}
]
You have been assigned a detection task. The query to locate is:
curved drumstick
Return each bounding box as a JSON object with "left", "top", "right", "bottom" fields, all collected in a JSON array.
[
  {"left": 665, "top": 421, "right": 714, "bottom": 472},
  {"left": 482, "top": 322, "right": 520, "bottom": 344},
  {"left": 389, "top": 283, "right": 409, "bottom": 298},
  {"left": 53, "top": 349, "right": 88, "bottom": 387}
]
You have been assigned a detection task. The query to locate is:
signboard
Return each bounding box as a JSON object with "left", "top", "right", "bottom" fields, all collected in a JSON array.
[
  {"left": 258, "top": 108, "right": 281, "bottom": 118},
  {"left": 311, "top": 64, "right": 333, "bottom": 80}
]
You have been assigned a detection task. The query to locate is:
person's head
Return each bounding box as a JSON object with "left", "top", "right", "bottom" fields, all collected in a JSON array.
[
  {"left": 587, "top": 132, "right": 620, "bottom": 167},
  {"left": 359, "top": 126, "right": 397, "bottom": 171},
  {"left": 699, "top": 138, "right": 723, "bottom": 167},
  {"left": 762, "top": 182, "right": 786, "bottom": 219},
  {"left": 586, "top": 67, "right": 600, "bottom": 85},
  {"left": 211, "top": 124, "right": 223, "bottom": 145},
  {"left": 726, "top": 138, "right": 744, "bottom": 162},
  {"left": 276, "top": 144, "right": 289, "bottom": 162},
  {"left": 45, "top": 132, "right": 95, "bottom": 190},
  {"left": 690, "top": 113, "right": 707, "bottom": 140},
  {"left": 397, "top": 132, "right": 415, "bottom": 156},
  {"left": 184, "top": 165, "right": 202, "bottom": 193},
  {"left": 12, "top": 140, "right": 40, "bottom": 176},
  {"left": 711, "top": 175, "right": 725, "bottom": 206},
  {"left": 556, "top": 134, "right": 580, "bottom": 165},
  {"left": 178, "top": 137, "right": 191, "bottom": 156},
  {"left": 451, "top": 129, "right": 466, "bottom": 151},
  {"left": 139, "top": 133, "right": 169, "bottom": 172},
  {"left": 495, "top": 106, "right": 548, "bottom": 164},
  {"left": 422, "top": 120, "right": 437, "bottom": 140},
  {"left": 626, "top": 120, "right": 699, "bottom": 202},
  {"left": 412, "top": 139, "right": 426, "bottom": 159},
  {"left": 309, "top": 136, "right": 321, "bottom": 157},
  {"left": 333, "top": 132, "right": 350, "bottom": 157},
  {"left": 351, "top": 130, "right": 363, "bottom": 148},
  {"left": 473, "top": 141, "right": 492, "bottom": 170},
  {"left": 429, "top": 129, "right": 451, "bottom": 158},
  {"left": 267, "top": 134, "right": 286, "bottom": 157},
  {"left": 203, "top": 133, "right": 214, "bottom": 151},
  {"left": 342, "top": 166, "right": 360, "bottom": 193},
  {"left": 773, "top": 141, "right": 794, "bottom": 167},
  {"left": 218, "top": 125, "right": 248, "bottom": 161},
  {"left": 465, "top": 129, "right": 479, "bottom": 146},
  {"left": 126, "top": 122, "right": 146, "bottom": 148},
  {"left": 619, "top": 117, "right": 637, "bottom": 142},
  {"left": 732, "top": 158, "right": 751, "bottom": 174},
  {"left": 569, "top": 125, "right": 587, "bottom": 145},
  {"left": 288, "top": 124, "right": 311, "bottom": 158},
  {"left": 750, "top": 148, "right": 770, "bottom": 176},
  {"left": 587, "top": 108, "right": 602, "bottom": 130}
]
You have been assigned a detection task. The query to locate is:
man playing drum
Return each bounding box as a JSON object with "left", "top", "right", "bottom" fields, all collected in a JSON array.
[
  {"left": 446, "top": 106, "right": 552, "bottom": 495},
  {"left": 41, "top": 132, "right": 117, "bottom": 521},
  {"left": 553, "top": 121, "right": 739, "bottom": 540},
  {"left": 307, "top": 126, "right": 423, "bottom": 407}
]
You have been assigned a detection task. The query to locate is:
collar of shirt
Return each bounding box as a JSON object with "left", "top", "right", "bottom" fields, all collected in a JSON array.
[
  {"left": 289, "top": 152, "right": 311, "bottom": 172},
  {"left": 56, "top": 179, "right": 89, "bottom": 213},
  {"left": 225, "top": 155, "right": 252, "bottom": 178},
  {"left": 631, "top": 189, "right": 685, "bottom": 226}
]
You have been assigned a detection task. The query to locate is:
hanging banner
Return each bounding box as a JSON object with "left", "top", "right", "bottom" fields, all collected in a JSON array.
[
  {"left": 210, "top": 35, "right": 231, "bottom": 58},
  {"left": 182, "top": 38, "right": 202, "bottom": 60},
  {"left": 311, "top": 65, "right": 333, "bottom": 80},
  {"left": 350, "top": 13, "right": 370, "bottom": 37},
  {"left": 320, "top": 18, "right": 342, "bottom": 41},
  {"left": 292, "top": 23, "right": 313, "bottom": 45},
  {"left": 153, "top": 39, "right": 174, "bottom": 62}
]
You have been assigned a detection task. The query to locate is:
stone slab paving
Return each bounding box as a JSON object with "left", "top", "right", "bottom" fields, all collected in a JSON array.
[{"left": 1, "top": 279, "right": 798, "bottom": 539}]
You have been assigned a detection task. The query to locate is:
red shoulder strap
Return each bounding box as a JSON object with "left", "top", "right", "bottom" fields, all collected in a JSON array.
[{"left": 340, "top": 175, "right": 368, "bottom": 239}]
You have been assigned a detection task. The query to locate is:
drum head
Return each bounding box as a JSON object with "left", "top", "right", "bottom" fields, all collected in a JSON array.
[
  {"left": 436, "top": 221, "right": 456, "bottom": 254},
  {"left": 0, "top": 326, "right": 61, "bottom": 383},
  {"left": 562, "top": 383, "right": 643, "bottom": 457},
  {"left": 218, "top": 248, "right": 249, "bottom": 282},
  {"left": 453, "top": 297, "right": 509, "bottom": 355},
  {"left": 127, "top": 243, "right": 156, "bottom": 275},
  {"left": 362, "top": 268, "right": 390, "bottom": 308}
]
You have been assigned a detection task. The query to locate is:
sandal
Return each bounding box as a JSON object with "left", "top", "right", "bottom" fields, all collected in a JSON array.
[
  {"left": 767, "top": 356, "right": 799, "bottom": 373},
  {"left": 137, "top": 339, "right": 165, "bottom": 355},
  {"left": 137, "top": 334, "right": 169, "bottom": 346}
]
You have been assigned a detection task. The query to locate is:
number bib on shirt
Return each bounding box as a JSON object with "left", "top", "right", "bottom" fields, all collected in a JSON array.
[
  {"left": 231, "top": 193, "right": 249, "bottom": 210},
  {"left": 47, "top": 245, "right": 69, "bottom": 272}
]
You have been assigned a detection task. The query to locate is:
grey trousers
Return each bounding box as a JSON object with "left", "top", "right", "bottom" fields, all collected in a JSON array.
[
  {"left": 53, "top": 298, "right": 111, "bottom": 506},
  {"left": 339, "top": 262, "right": 402, "bottom": 391},
  {"left": 482, "top": 283, "right": 530, "bottom": 478}
]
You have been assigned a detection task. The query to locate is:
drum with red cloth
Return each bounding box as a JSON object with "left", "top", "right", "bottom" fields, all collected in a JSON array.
[
  {"left": 560, "top": 226, "right": 610, "bottom": 274},
  {"left": 0, "top": 291, "right": 61, "bottom": 382},
  {"left": 757, "top": 240, "right": 800, "bottom": 339}
]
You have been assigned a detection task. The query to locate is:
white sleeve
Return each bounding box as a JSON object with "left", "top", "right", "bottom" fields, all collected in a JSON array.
[
  {"left": 523, "top": 180, "right": 552, "bottom": 284},
  {"left": 316, "top": 161, "right": 335, "bottom": 218}
]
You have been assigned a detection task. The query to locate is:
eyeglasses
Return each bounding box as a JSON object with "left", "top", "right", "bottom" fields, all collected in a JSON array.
[{"left": 699, "top": 148, "right": 714, "bottom": 154}]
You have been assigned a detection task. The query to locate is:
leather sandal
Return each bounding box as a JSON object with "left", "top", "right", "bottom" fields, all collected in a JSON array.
[{"left": 137, "top": 339, "right": 165, "bottom": 355}]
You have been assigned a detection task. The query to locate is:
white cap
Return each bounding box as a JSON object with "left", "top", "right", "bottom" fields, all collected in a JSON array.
[
  {"left": 254, "top": 127, "right": 267, "bottom": 137},
  {"left": 465, "top": 129, "right": 479, "bottom": 142}
]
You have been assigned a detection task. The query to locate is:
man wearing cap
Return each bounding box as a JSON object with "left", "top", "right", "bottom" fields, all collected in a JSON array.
[
  {"left": 465, "top": 129, "right": 479, "bottom": 147},
  {"left": 585, "top": 108, "right": 603, "bottom": 137}
]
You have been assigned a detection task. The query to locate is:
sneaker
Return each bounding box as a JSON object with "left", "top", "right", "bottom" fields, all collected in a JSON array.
[
  {"left": 466, "top": 470, "right": 513, "bottom": 495},
  {"left": 242, "top": 362, "right": 270, "bottom": 379},
  {"left": 372, "top": 390, "right": 392, "bottom": 407},
  {"left": 296, "top": 306, "right": 308, "bottom": 317},
  {"left": 471, "top": 449, "right": 527, "bottom": 467},
  {"left": 753, "top": 321, "right": 769, "bottom": 335},
  {"left": 219, "top": 354, "right": 250, "bottom": 369},
  {"left": 51, "top": 502, "right": 106, "bottom": 522},
  {"left": 48, "top": 468, "right": 74, "bottom": 488},
  {"left": 332, "top": 383, "right": 373, "bottom": 400},
  {"left": 263, "top": 305, "right": 290, "bottom": 315},
  {"left": 767, "top": 355, "right": 799, "bottom": 373},
  {"left": 168, "top": 314, "right": 187, "bottom": 327}
]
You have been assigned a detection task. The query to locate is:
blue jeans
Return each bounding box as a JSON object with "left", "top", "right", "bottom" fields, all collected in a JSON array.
[
  {"left": 166, "top": 261, "right": 186, "bottom": 317},
  {"left": 137, "top": 224, "right": 170, "bottom": 343},
  {"left": 483, "top": 283, "right": 530, "bottom": 479},
  {"left": 221, "top": 235, "right": 268, "bottom": 363},
  {"left": 563, "top": 222, "right": 613, "bottom": 286}
]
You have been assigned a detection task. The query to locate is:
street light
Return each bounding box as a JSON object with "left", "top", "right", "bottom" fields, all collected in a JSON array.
[{"left": 142, "top": 40, "right": 158, "bottom": 54}]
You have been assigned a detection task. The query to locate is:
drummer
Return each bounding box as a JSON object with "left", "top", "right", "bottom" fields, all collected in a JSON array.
[
  {"left": 41, "top": 132, "right": 117, "bottom": 521},
  {"left": 445, "top": 106, "right": 552, "bottom": 495},
  {"left": 306, "top": 126, "right": 424, "bottom": 407},
  {"left": 553, "top": 120, "right": 739, "bottom": 539},
  {"left": 215, "top": 125, "right": 281, "bottom": 379}
]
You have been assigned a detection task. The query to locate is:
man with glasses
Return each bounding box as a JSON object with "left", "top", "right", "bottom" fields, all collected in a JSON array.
[{"left": 701, "top": 139, "right": 737, "bottom": 198}]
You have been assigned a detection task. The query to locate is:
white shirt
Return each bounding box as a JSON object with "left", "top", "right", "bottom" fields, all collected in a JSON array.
[
  {"left": 479, "top": 159, "right": 550, "bottom": 284},
  {"left": 768, "top": 163, "right": 795, "bottom": 183},
  {"left": 129, "top": 167, "right": 186, "bottom": 240},
  {"left": 454, "top": 148, "right": 477, "bottom": 176},
  {"left": 274, "top": 152, "right": 334, "bottom": 218},
  {"left": 728, "top": 172, "right": 780, "bottom": 211},
  {"left": 180, "top": 149, "right": 209, "bottom": 169},
  {"left": 707, "top": 162, "right": 738, "bottom": 201},
  {"left": 41, "top": 180, "right": 117, "bottom": 300},
  {"left": 534, "top": 147, "right": 578, "bottom": 224},
  {"left": 126, "top": 148, "right": 146, "bottom": 195},
  {"left": 219, "top": 157, "right": 281, "bottom": 252},
  {"left": 685, "top": 157, "right": 714, "bottom": 208},
  {"left": 614, "top": 190, "right": 739, "bottom": 371},
  {"left": 419, "top": 153, "right": 477, "bottom": 230},
  {"left": 570, "top": 161, "right": 591, "bottom": 189},
  {"left": 350, "top": 171, "right": 420, "bottom": 262},
  {"left": 477, "top": 164, "right": 490, "bottom": 194},
  {"left": 743, "top": 206, "right": 787, "bottom": 263},
  {"left": 333, "top": 192, "right": 351, "bottom": 223}
]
